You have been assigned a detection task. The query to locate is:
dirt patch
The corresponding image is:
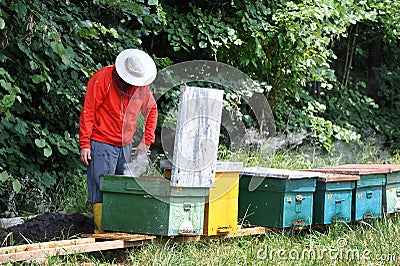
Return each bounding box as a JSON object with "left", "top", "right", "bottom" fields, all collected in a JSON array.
[{"left": 0, "top": 212, "right": 94, "bottom": 246}]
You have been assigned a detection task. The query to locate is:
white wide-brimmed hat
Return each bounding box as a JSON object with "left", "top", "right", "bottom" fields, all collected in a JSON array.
[{"left": 115, "top": 49, "right": 157, "bottom": 86}]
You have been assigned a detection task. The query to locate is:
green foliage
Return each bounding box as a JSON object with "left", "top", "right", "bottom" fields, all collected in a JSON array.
[
  {"left": 162, "top": 2, "right": 242, "bottom": 54},
  {"left": 0, "top": 0, "right": 163, "bottom": 216},
  {"left": 159, "top": 0, "right": 400, "bottom": 153},
  {"left": 1, "top": 0, "right": 400, "bottom": 216}
]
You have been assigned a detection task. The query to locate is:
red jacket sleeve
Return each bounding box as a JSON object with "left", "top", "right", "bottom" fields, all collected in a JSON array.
[
  {"left": 79, "top": 69, "right": 108, "bottom": 149},
  {"left": 141, "top": 88, "right": 158, "bottom": 146}
]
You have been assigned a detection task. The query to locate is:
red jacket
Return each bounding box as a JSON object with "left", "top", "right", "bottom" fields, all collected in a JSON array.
[{"left": 79, "top": 65, "right": 158, "bottom": 149}]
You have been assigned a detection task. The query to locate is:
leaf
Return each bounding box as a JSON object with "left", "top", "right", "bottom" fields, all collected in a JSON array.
[
  {"left": 0, "top": 18, "right": 5, "bottom": 30},
  {"left": 15, "top": 120, "right": 28, "bottom": 135},
  {"left": 1, "top": 94, "right": 16, "bottom": 108},
  {"left": 12, "top": 179, "right": 21, "bottom": 193},
  {"left": 16, "top": 2, "right": 27, "bottom": 17},
  {"left": 199, "top": 41, "right": 207, "bottom": 48},
  {"left": 58, "top": 148, "right": 68, "bottom": 155},
  {"left": 44, "top": 147, "right": 52, "bottom": 157},
  {"left": 31, "top": 74, "right": 47, "bottom": 84},
  {"left": 0, "top": 171, "right": 9, "bottom": 182},
  {"left": 0, "top": 80, "right": 13, "bottom": 92},
  {"left": 35, "top": 138, "right": 46, "bottom": 148},
  {"left": 148, "top": 0, "right": 158, "bottom": 5}
]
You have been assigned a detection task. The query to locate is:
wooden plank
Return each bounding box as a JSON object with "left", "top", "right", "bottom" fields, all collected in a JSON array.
[
  {"left": 159, "top": 226, "right": 266, "bottom": 243},
  {"left": 223, "top": 226, "right": 265, "bottom": 238},
  {"left": 171, "top": 86, "right": 224, "bottom": 188},
  {"left": 0, "top": 238, "right": 95, "bottom": 255},
  {"left": 82, "top": 232, "right": 156, "bottom": 242},
  {"left": 0, "top": 239, "right": 149, "bottom": 264}
]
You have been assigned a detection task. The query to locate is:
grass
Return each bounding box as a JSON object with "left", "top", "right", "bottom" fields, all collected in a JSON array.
[
  {"left": 7, "top": 138, "right": 400, "bottom": 265},
  {"left": 37, "top": 216, "right": 400, "bottom": 265}
]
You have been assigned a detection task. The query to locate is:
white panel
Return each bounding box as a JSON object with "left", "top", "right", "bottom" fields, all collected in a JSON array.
[{"left": 171, "top": 86, "right": 224, "bottom": 187}]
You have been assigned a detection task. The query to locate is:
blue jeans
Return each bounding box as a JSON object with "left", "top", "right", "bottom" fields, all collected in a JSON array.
[{"left": 87, "top": 140, "right": 132, "bottom": 204}]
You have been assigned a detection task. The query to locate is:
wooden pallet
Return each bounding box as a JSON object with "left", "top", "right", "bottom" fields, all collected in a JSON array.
[
  {"left": 0, "top": 227, "right": 264, "bottom": 263},
  {"left": 0, "top": 233, "right": 155, "bottom": 264}
]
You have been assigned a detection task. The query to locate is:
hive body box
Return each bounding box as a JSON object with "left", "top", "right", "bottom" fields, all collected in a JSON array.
[
  {"left": 324, "top": 164, "right": 400, "bottom": 214},
  {"left": 318, "top": 166, "right": 386, "bottom": 221},
  {"left": 385, "top": 170, "right": 400, "bottom": 213},
  {"left": 100, "top": 175, "right": 208, "bottom": 236},
  {"left": 312, "top": 173, "right": 359, "bottom": 225},
  {"left": 239, "top": 167, "right": 319, "bottom": 228},
  {"left": 204, "top": 161, "right": 243, "bottom": 235},
  {"left": 161, "top": 160, "right": 243, "bottom": 236}
]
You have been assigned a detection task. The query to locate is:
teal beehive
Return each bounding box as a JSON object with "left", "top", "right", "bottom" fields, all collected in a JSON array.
[
  {"left": 239, "top": 167, "right": 319, "bottom": 228},
  {"left": 313, "top": 173, "right": 359, "bottom": 225},
  {"left": 327, "top": 164, "right": 400, "bottom": 214},
  {"left": 318, "top": 165, "right": 386, "bottom": 221}
]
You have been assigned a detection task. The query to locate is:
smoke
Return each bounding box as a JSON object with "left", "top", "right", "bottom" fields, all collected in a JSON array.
[{"left": 123, "top": 153, "right": 150, "bottom": 177}]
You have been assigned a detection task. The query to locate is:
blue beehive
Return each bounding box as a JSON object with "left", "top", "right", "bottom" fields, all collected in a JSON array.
[
  {"left": 318, "top": 166, "right": 386, "bottom": 221},
  {"left": 239, "top": 167, "right": 319, "bottom": 228},
  {"left": 312, "top": 173, "right": 359, "bottom": 225},
  {"left": 325, "top": 164, "right": 400, "bottom": 214}
]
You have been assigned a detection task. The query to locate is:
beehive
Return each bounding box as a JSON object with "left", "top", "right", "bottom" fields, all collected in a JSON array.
[
  {"left": 312, "top": 173, "right": 359, "bottom": 225},
  {"left": 239, "top": 167, "right": 319, "bottom": 228},
  {"left": 324, "top": 164, "right": 400, "bottom": 214},
  {"left": 100, "top": 175, "right": 208, "bottom": 236},
  {"left": 203, "top": 161, "right": 242, "bottom": 235},
  {"left": 317, "top": 165, "right": 386, "bottom": 221},
  {"left": 161, "top": 160, "right": 243, "bottom": 236}
]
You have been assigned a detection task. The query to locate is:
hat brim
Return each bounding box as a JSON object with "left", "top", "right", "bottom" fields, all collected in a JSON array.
[{"left": 115, "top": 49, "right": 157, "bottom": 86}]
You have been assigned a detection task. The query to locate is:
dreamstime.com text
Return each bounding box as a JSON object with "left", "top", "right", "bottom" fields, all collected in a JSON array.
[{"left": 257, "top": 238, "right": 397, "bottom": 262}]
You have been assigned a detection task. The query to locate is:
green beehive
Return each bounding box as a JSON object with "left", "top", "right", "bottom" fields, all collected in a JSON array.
[
  {"left": 100, "top": 175, "right": 209, "bottom": 236},
  {"left": 239, "top": 167, "right": 318, "bottom": 228},
  {"left": 384, "top": 168, "right": 400, "bottom": 214},
  {"left": 313, "top": 173, "right": 359, "bottom": 225}
]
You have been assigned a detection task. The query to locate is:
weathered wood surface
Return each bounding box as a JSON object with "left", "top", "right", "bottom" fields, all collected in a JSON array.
[
  {"left": 316, "top": 173, "right": 360, "bottom": 182},
  {"left": 321, "top": 164, "right": 400, "bottom": 173},
  {"left": 81, "top": 232, "right": 156, "bottom": 242},
  {"left": 171, "top": 86, "right": 224, "bottom": 188},
  {"left": 0, "top": 236, "right": 153, "bottom": 264}
]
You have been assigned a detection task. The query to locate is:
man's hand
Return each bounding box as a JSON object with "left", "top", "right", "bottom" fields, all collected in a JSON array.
[
  {"left": 80, "top": 148, "right": 91, "bottom": 166},
  {"left": 136, "top": 142, "right": 149, "bottom": 155}
]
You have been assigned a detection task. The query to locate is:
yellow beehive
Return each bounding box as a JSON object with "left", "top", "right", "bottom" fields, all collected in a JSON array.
[{"left": 204, "top": 162, "right": 242, "bottom": 235}]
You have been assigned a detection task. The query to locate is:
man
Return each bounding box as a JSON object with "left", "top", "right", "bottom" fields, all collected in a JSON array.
[{"left": 79, "top": 49, "right": 158, "bottom": 233}]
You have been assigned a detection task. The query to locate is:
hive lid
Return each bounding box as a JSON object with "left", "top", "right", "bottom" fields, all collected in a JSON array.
[
  {"left": 161, "top": 160, "right": 243, "bottom": 173},
  {"left": 299, "top": 169, "right": 361, "bottom": 182},
  {"left": 316, "top": 166, "right": 389, "bottom": 175},
  {"left": 215, "top": 161, "right": 243, "bottom": 172},
  {"left": 321, "top": 164, "right": 400, "bottom": 174},
  {"left": 170, "top": 86, "right": 224, "bottom": 188},
  {"left": 317, "top": 173, "right": 360, "bottom": 182},
  {"left": 241, "top": 167, "right": 320, "bottom": 179}
]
